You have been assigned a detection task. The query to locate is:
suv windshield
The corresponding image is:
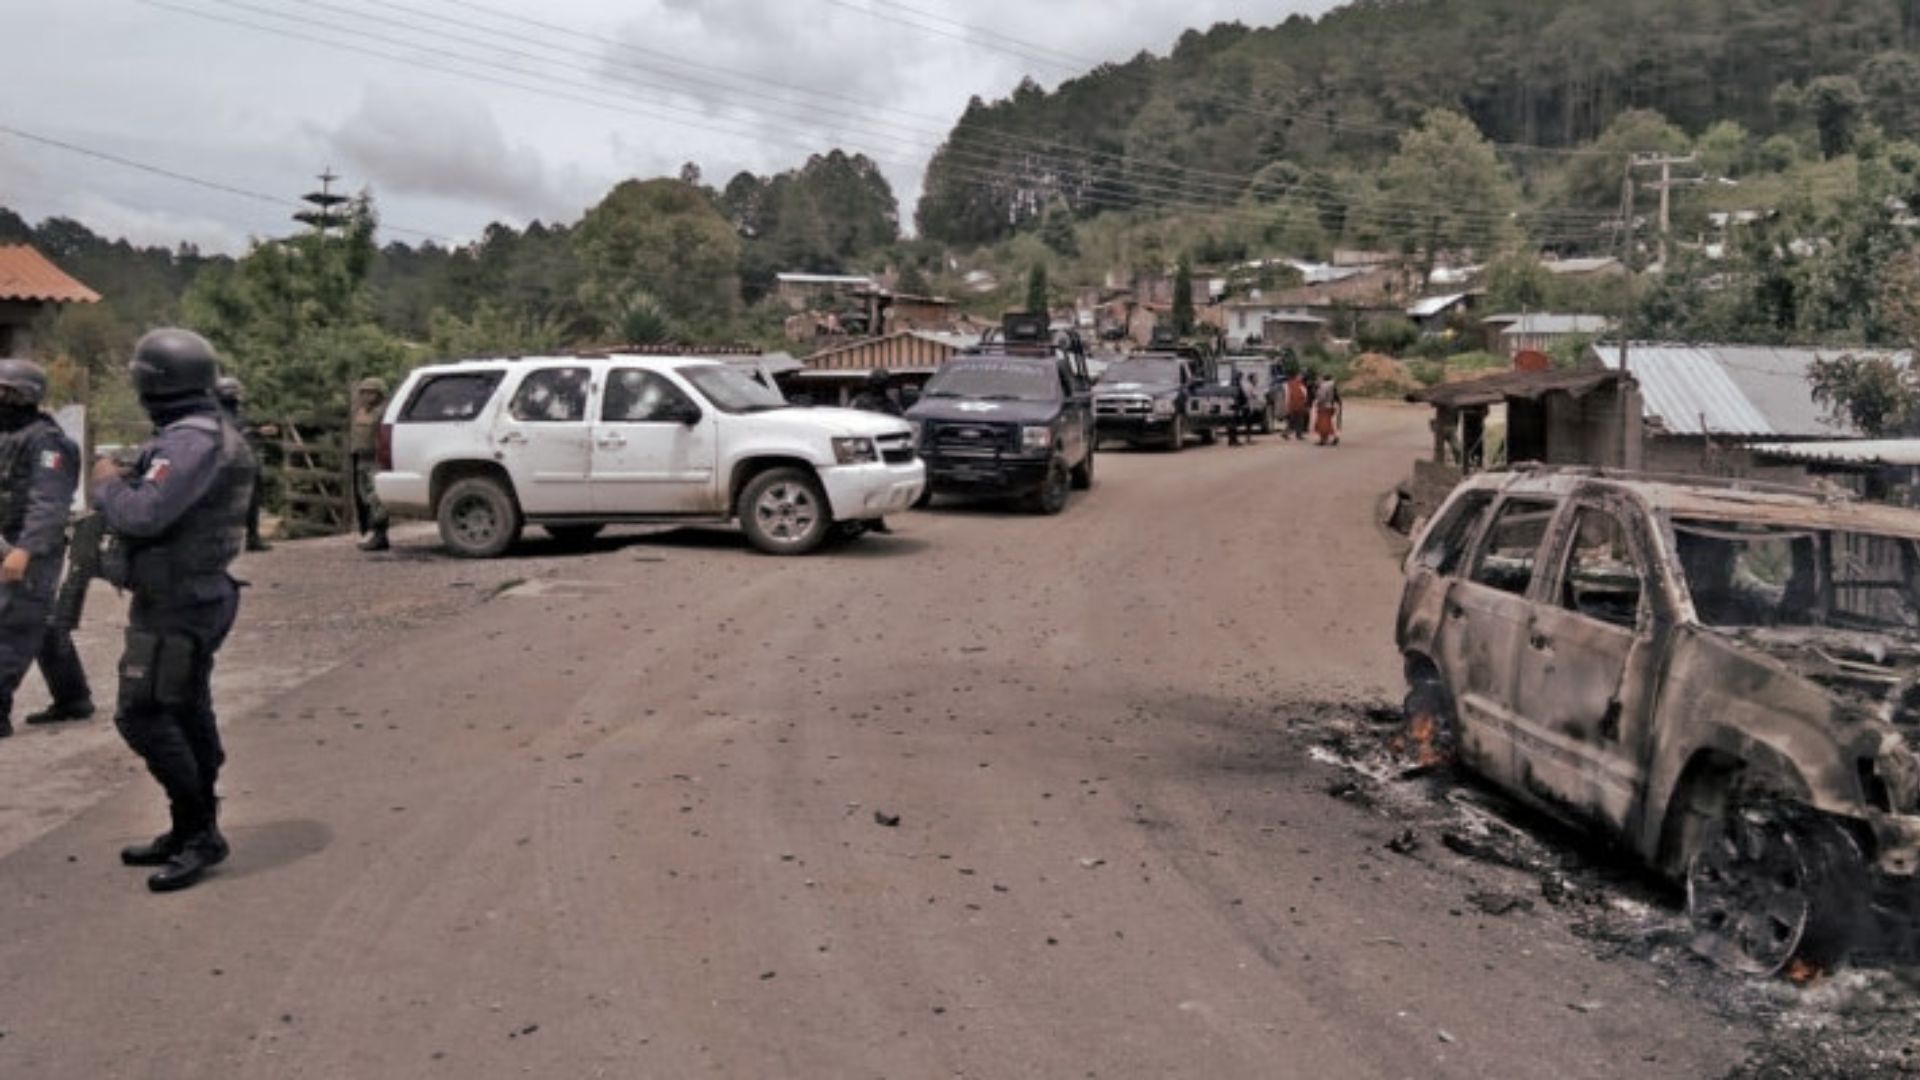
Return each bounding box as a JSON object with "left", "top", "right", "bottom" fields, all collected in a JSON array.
[
  {"left": 922, "top": 360, "right": 1060, "bottom": 402},
  {"left": 1673, "top": 519, "right": 1920, "bottom": 631},
  {"left": 1098, "top": 360, "right": 1181, "bottom": 387},
  {"left": 679, "top": 364, "right": 787, "bottom": 414}
]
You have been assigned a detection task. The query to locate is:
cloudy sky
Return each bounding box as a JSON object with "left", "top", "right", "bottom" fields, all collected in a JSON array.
[{"left": 4, "top": 0, "right": 1343, "bottom": 253}]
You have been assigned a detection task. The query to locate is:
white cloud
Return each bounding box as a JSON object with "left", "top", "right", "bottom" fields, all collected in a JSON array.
[{"left": 327, "top": 85, "right": 573, "bottom": 219}]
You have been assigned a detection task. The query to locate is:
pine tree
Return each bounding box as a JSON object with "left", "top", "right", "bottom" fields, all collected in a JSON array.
[
  {"left": 1173, "top": 255, "right": 1196, "bottom": 335},
  {"left": 1026, "top": 263, "right": 1050, "bottom": 315}
]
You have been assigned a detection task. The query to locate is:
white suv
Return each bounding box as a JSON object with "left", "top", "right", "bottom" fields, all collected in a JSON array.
[{"left": 373, "top": 354, "right": 925, "bottom": 557}]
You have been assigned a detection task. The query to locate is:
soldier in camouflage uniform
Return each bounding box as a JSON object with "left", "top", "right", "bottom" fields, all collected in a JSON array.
[{"left": 350, "top": 377, "right": 389, "bottom": 552}]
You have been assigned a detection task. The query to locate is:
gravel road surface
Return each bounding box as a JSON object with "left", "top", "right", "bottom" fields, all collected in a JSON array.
[{"left": 0, "top": 403, "right": 1760, "bottom": 1078}]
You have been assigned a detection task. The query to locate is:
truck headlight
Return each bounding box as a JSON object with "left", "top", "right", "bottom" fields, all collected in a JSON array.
[
  {"left": 832, "top": 437, "right": 878, "bottom": 465},
  {"left": 1021, "top": 426, "right": 1054, "bottom": 452},
  {"left": 1152, "top": 397, "right": 1176, "bottom": 417}
]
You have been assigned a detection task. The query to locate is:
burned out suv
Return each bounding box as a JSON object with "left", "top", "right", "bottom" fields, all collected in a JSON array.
[{"left": 1397, "top": 468, "right": 1920, "bottom": 975}]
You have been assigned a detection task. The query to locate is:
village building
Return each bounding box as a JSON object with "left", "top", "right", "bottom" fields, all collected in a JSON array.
[
  {"left": 1259, "top": 313, "right": 1330, "bottom": 351},
  {"left": 774, "top": 272, "right": 877, "bottom": 312},
  {"left": 1406, "top": 292, "right": 1476, "bottom": 335},
  {"left": 0, "top": 244, "right": 100, "bottom": 358},
  {"left": 783, "top": 330, "right": 976, "bottom": 405},
  {"left": 1495, "top": 313, "right": 1611, "bottom": 357}
]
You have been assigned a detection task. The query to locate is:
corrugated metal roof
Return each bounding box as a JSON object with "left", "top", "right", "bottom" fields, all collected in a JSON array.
[
  {"left": 775, "top": 273, "right": 875, "bottom": 287},
  {"left": 0, "top": 245, "right": 100, "bottom": 304},
  {"left": 1746, "top": 440, "right": 1920, "bottom": 467},
  {"left": 1409, "top": 369, "right": 1622, "bottom": 408},
  {"left": 1594, "top": 343, "right": 1896, "bottom": 438},
  {"left": 1407, "top": 293, "right": 1468, "bottom": 318},
  {"left": 1503, "top": 313, "right": 1610, "bottom": 335},
  {"left": 803, "top": 331, "right": 970, "bottom": 372}
]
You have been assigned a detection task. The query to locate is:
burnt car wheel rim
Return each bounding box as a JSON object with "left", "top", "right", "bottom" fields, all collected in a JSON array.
[
  {"left": 756, "top": 482, "right": 818, "bottom": 543},
  {"left": 1686, "top": 809, "right": 1812, "bottom": 976},
  {"left": 451, "top": 496, "right": 499, "bottom": 546}
]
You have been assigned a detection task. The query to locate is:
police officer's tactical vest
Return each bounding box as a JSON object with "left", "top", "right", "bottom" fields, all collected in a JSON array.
[
  {"left": 0, "top": 414, "right": 64, "bottom": 542},
  {"left": 122, "top": 413, "right": 258, "bottom": 601}
]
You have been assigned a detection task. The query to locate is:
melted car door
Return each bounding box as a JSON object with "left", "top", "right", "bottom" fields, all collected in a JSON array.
[
  {"left": 493, "top": 365, "right": 593, "bottom": 515},
  {"left": 1436, "top": 497, "right": 1561, "bottom": 788},
  {"left": 1508, "top": 503, "right": 1662, "bottom": 830},
  {"left": 591, "top": 368, "right": 720, "bottom": 515}
]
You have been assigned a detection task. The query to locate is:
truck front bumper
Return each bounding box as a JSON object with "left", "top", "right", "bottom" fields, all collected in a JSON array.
[
  {"left": 1095, "top": 416, "right": 1175, "bottom": 441},
  {"left": 820, "top": 459, "right": 926, "bottom": 521},
  {"left": 923, "top": 453, "right": 1052, "bottom": 496}
]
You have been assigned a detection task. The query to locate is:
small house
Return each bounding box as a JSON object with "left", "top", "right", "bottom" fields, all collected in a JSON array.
[
  {"left": 0, "top": 245, "right": 100, "bottom": 358},
  {"left": 1498, "top": 313, "right": 1611, "bottom": 358}
]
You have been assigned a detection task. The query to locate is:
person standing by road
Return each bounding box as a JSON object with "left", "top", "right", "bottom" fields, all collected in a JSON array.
[
  {"left": 0, "top": 360, "right": 82, "bottom": 740},
  {"left": 216, "top": 377, "right": 272, "bottom": 552},
  {"left": 849, "top": 368, "right": 905, "bottom": 416},
  {"left": 1226, "top": 370, "right": 1251, "bottom": 447},
  {"left": 1313, "top": 373, "right": 1344, "bottom": 447},
  {"left": 1282, "top": 370, "right": 1310, "bottom": 441},
  {"left": 94, "top": 329, "right": 257, "bottom": 892},
  {"left": 350, "top": 377, "right": 389, "bottom": 553}
]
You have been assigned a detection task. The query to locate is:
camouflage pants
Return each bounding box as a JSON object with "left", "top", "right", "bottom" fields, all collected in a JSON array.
[{"left": 352, "top": 453, "right": 388, "bottom": 533}]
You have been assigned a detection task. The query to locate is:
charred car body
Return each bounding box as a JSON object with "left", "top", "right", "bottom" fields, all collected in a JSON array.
[
  {"left": 1397, "top": 467, "right": 1920, "bottom": 975},
  {"left": 906, "top": 314, "right": 1096, "bottom": 514}
]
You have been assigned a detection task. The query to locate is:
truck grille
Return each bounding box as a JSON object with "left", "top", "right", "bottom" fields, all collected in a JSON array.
[
  {"left": 1095, "top": 395, "right": 1153, "bottom": 417},
  {"left": 928, "top": 421, "right": 1014, "bottom": 454},
  {"left": 875, "top": 432, "right": 916, "bottom": 465}
]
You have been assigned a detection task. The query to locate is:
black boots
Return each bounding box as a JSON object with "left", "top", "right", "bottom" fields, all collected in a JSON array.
[
  {"left": 357, "top": 527, "right": 389, "bottom": 552},
  {"left": 145, "top": 831, "right": 230, "bottom": 893},
  {"left": 24, "top": 699, "right": 94, "bottom": 726},
  {"left": 120, "top": 832, "right": 185, "bottom": 867}
]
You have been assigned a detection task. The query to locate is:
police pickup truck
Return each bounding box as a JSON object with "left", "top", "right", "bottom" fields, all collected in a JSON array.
[
  {"left": 906, "top": 314, "right": 1096, "bottom": 514},
  {"left": 1091, "top": 352, "right": 1209, "bottom": 452}
]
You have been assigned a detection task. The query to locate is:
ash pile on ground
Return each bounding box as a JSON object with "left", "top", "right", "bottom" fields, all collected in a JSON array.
[{"left": 1273, "top": 700, "right": 1920, "bottom": 1078}]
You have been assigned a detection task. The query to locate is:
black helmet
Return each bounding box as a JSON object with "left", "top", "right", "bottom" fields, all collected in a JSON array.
[
  {"left": 0, "top": 358, "right": 48, "bottom": 406},
  {"left": 866, "top": 368, "right": 892, "bottom": 389},
  {"left": 130, "top": 328, "right": 219, "bottom": 402},
  {"left": 215, "top": 376, "right": 244, "bottom": 407}
]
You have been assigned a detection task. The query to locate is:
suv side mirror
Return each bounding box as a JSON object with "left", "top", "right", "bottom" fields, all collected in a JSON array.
[
  {"left": 900, "top": 386, "right": 922, "bottom": 407},
  {"left": 667, "top": 401, "right": 703, "bottom": 425}
]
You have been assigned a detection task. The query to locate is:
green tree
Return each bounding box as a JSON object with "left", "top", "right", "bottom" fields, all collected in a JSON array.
[
  {"left": 1803, "top": 76, "right": 1870, "bottom": 159},
  {"left": 575, "top": 178, "right": 741, "bottom": 338},
  {"left": 1483, "top": 253, "right": 1555, "bottom": 313},
  {"left": 182, "top": 195, "right": 408, "bottom": 422},
  {"left": 1172, "top": 254, "right": 1195, "bottom": 335},
  {"left": 1696, "top": 120, "right": 1752, "bottom": 178},
  {"left": 1026, "top": 262, "right": 1050, "bottom": 315},
  {"left": 1558, "top": 109, "right": 1692, "bottom": 210},
  {"left": 896, "top": 262, "right": 932, "bottom": 297},
  {"left": 1375, "top": 109, "right": 1521, "bottom": 274},
  {"left": 1810, "top": 353, "right": 1919, "bottom": 436}
]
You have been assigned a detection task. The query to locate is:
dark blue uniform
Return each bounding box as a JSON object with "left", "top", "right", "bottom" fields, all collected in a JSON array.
[
  {"left": 0, "top": 416, "right": 80, "bottom": 726},
  {"left": 92, "top": 405, "right": 255, "bottom": 841}
]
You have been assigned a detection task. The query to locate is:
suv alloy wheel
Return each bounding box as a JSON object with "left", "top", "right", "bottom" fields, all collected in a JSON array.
[
  {"left": 438, "top": 476, "right": 523, "bottom": 558},
  {"left": 739, "top": 467, "right": 833, "bottom": 555}
]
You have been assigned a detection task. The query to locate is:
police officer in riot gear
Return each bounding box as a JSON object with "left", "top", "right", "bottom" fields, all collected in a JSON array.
[
  {"left": 349, "top": 377, "right": 390, "bottom": 552},
  {"left": 93, "top": 328, "right": 257, "bottom": 892},
  {"left": 0, "top": 359, "right": 82, "bottom": 739}
]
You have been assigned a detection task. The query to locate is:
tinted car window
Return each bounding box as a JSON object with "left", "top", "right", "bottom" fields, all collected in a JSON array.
[
  {"left": 1469, "top": 499, "right": 1558, "bottom": 597},
  {"left": 401, "top": 372, "right": 503, "bottom": 422},
  {"left": 921, "top": 360, "right": 1060, "bottom": 402},
  {"left": 1414, "top": 491, "right": 1495, "bottom": 576},
  {"left": 1097, "top": 360, "right": 1181, "bottom": 387},
  {"left": 603, "top": 369, "right": 693, "bottom": 423},
  {"left": 509, "top": 367, "right": 590, "bottom": 423},
  {"left": 1558, "top": 509, "right": 1644, "bottom": 629}
]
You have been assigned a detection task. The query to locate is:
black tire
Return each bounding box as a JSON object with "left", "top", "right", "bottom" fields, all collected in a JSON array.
[
  {"left": 738, "top": 466, "right": 833, "bottom": 556},
  {"left": 1199, "top": 427, "right": 1218, "bottom": 446},
  {"left": 1165, "top": 414, "right": 1186, "bottom": 453},
  {"left": 1029, "top": 457, "right": 1071, "bottom": 515},
  {"left": 1070, "top": 446, "right": 1095, "bottom": 490},
  {"left": 542, "top": 524, "right": 605, "bottom": 547},
  {"left": 438, "top": 476, "right": 522, "bottom": 558}
]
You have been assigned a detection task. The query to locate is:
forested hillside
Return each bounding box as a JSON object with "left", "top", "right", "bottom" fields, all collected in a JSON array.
[{"left": 919, "top": 0, "right": 1920, "bottom": 243}]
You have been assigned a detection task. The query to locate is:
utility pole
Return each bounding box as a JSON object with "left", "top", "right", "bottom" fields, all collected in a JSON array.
[
  {"left": 1616, "top": 157, "right": 1636, "bottom": 375},
  {"left": 1630, "top": 153, "right": 1700, "bottom": 272}
]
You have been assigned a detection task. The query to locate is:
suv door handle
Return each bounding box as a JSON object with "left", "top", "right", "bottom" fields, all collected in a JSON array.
[
  {"left": 1445, "top": 601, "right": 1465, "bottom": 619},
  {"left": 1529, "top": 630, "right": 1551, "bottom": 650},
  {"left": 597, "top": 434, "right": 627, "bottom": 448},
  {"left": 498, "top": 432, "right": 527, "bottom": 446}
]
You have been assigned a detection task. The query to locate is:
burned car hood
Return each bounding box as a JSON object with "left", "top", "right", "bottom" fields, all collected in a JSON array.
[
  {"left": 907, "top": 399, "right": 1061, "bottom": 425},
  {"left": 1722, "top": 626, "right": 1920, "bottom": 717}
]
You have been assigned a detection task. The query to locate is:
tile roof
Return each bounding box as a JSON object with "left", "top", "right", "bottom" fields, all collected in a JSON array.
[{"left": 0, "top": 246, "right": 100, "bottom": 304}]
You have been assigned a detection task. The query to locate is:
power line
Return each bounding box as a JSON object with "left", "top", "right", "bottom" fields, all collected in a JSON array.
[
  {"left": 304, "top": 0, "right": 1611, "bottom": 232},
  {"left": 0, "top": 121, "right": 451, "bottom": 242}
]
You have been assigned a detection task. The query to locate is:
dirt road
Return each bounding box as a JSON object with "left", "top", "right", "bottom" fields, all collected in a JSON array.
[{"left": 0, "top": 403, "right": 1759, "bottom": 1078}]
